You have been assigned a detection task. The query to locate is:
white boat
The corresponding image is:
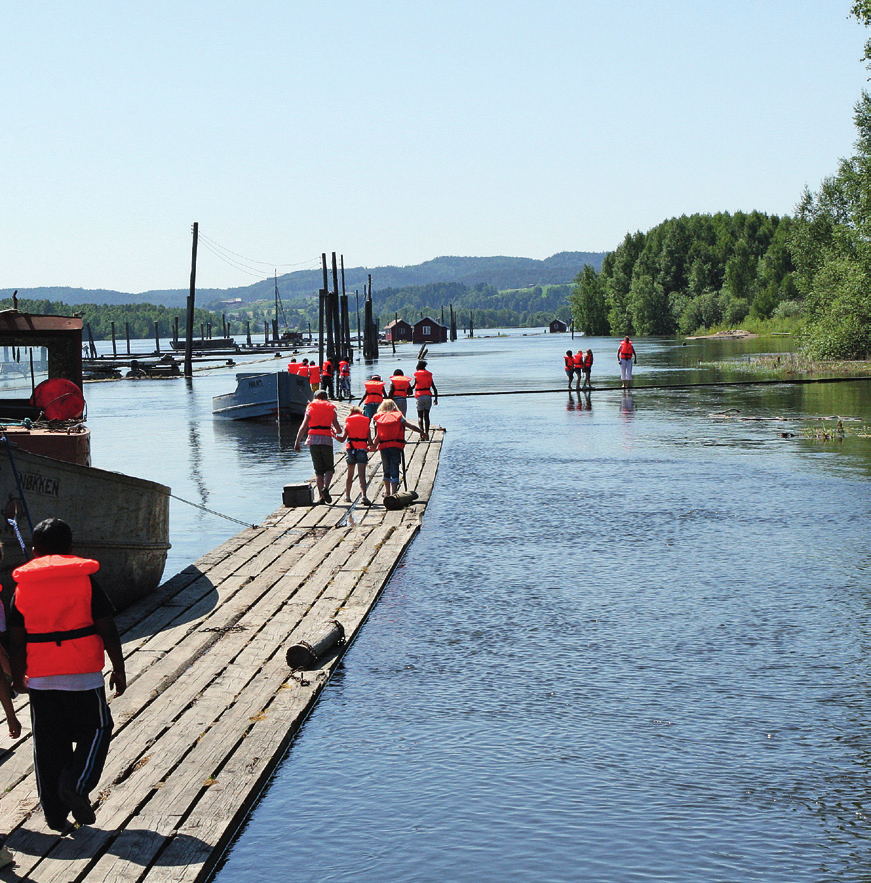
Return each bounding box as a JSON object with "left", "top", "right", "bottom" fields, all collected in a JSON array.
[
  {"left": 212, "top": 370, "right": 312, "bottom": 420},
  {"left": 0, "top": 308, "right": 171, "bottom": 611}
]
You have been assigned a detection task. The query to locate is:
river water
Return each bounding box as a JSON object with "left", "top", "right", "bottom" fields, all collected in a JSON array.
[{"left": 86, "top": 332, "right": 871, "bottom": 882}]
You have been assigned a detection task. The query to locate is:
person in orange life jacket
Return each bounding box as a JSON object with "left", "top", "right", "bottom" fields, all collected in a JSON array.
[
  {"left": 563, "top": 350, "right": 575, "bottom": 389},
  {"left": 337, "top": 359, "right": 351, "bottom": 401},
  {"left": 298, "top": 358, "right": 310, "bottom": 380},
  {"left": 360, "top": 374, "right": 386, "bottom": 419},
  {"left": 412, "top": 360, "right": 437, "bottom": 438},
  {"left": 320, "top": 357, "right": 335, "bottom": 399},
  {"left": 308, "top": 361, "right": 321, "bottom": 393},
  {"left": 387, "top": 368, "right": 412, "bottom": 417},
  {"left": 287, "top": 358, "right": 298, "bottom": 373},
  {"left": 294, "top": 391, "right": 342, "bottom": 504},
  {"left": 372, "top": 399, "right": 425, "bottom": 498},
  {"left": 335, "top": 406, "right": 375, "bottom": 505},
  {"left": 8, "top": 517, "right": 126, "bottom": 831},
  {"left": 617, "top": 336, "right": 637, "bottom": 389},
  {"left": 581, "top": 349, "right": 594, "bottom": 390},
  {"left": 571, "top": 350, "right": 584, "bottom": 391}
]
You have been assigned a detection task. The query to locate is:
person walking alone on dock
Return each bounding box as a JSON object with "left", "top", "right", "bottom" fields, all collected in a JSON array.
[
  {"left": 337, "top": 358, "right": 351, "bottom": 401},
  {"left": 373, "top": 399, "right": 425, "bottom": 499},
  {"left": 8, "top": 517, "right": 126, "bottom": 831},
  {"left": 387, "top": 368, "right": 412, "bottom": 417},
  {"left": 337, "top": 406, "right": 374, "bottom": 505},
  {"left": 413, "top": 360, "right": 437, "bottom": 438},
  {"left": 295, "top": 391, "right": 342, "bottom": 504},
  {"left": 617, "top": 337, "right": 637, "bottom": 389}
]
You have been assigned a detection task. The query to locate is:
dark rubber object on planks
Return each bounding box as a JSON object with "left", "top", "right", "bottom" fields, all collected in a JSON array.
[
  {"left": 285, "top": 620, "right": 346, "bottom": 669},
  {"left": 383, "top": 490, "right": 419, "bottom": 511},
  {"left": 283, "top": 483, "right": 314, "bottom": 507}
]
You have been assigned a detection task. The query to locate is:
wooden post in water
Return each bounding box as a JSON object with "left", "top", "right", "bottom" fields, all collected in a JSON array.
[
  {"left": 246, "top": 321, "right": 252, "bottom": 347},
  {"left": 126, "top": 322, "right": 131, "bottom": 355},
  {"left": 223, "top": 314, "right": 227, "bottom": 338},
  {"left": 86, "top": 324, "right": 97, "bottom": 359},
  {"left": 355, "top": 289, "right": 361, "bottom": 356},
  {"left": 330, "top": 252, "right": 341, "bottom": 364},
  {"left": 111, "top": 322, "right": 117, "bottom": 358},
  {"left": 173, "top": 317, "right": 178, "bottom": 348},
  {"left": 184, "top": 221, "right": 198, "bottom": 378}
]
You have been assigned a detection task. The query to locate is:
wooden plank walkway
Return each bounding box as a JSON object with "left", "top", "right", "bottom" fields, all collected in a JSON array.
[{"left": 0, "top": 425, "right": 445, "bottom": 883}]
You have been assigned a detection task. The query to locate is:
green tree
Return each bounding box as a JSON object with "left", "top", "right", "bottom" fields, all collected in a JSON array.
[
  {"left": 569, "top": 265, "right": 610, "bottom": 335},
  {"left": 790, "top": 91, "right": 871, "bottom": 358}
]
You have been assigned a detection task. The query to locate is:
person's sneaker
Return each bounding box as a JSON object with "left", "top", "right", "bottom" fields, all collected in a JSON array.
[
  {"left": 58, "top": 788, "right": 96, "bottom": 826},
  {"left": 322, "top": 487, "right": 332, "bottom": 504},
  {"left": 45, "top": 811, "right": 70, "bottom": 832}
]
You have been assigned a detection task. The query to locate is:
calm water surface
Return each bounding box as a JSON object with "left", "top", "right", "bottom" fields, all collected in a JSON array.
[{"left": 88, "top": 334, "right": 871, "bottom": 882}]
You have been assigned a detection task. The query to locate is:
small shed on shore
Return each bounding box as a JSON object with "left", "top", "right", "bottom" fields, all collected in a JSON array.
[
  {"left": 412, "top": 317, "right": 449, "bottom": 344},
  {"left": 385, "top": 319, "right": 413, "bottom": 342},
  {"left": 549, "top": 319, "right": 568, "bottom": 333}
]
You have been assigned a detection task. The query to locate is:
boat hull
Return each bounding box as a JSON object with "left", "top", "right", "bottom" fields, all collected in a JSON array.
[
  {"left": 0, "top": 445, "right": 171, "bottom": 612},
  {"left": 212, "top": 371, "right": 312, "bottom": 420}
]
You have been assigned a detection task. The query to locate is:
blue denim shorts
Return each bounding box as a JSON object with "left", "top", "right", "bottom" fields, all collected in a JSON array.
[{"left": 345, "top": 449, "right": 368, "bottom": 465}]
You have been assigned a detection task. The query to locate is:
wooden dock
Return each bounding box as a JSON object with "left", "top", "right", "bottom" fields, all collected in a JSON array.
[{"left": 0, "top": 426, "right": 444, "bottom": 882}]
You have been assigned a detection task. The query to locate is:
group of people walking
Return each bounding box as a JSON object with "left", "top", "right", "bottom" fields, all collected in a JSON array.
[
  {"left": 287, "top": 356, "right": 352, "bottom": 401},
  {"left": 563, "top": 337, "right": 638, "bottom": 391},
  {"left": 294, "top": 360, "right": 438, "bottom": 505}
]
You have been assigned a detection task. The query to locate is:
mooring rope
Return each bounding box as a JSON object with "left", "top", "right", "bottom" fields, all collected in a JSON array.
[{"left": 169, "top": 493, "right": 257, "bottom": 528}]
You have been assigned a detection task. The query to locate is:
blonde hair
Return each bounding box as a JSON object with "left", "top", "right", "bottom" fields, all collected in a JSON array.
[
  {"left": 349, "top": 405, "right": 363, "bottom": 415},
  {"left": 376, "top": 399, "right": 398, "bottom": 414}
]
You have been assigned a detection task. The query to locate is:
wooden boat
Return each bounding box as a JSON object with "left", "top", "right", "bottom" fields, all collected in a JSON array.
[
  {"left": 0, "top": 308, "right": 170, "bottom": 611},
  {"left": 212, "top": 370, "right": 312, "bottom": 420}
]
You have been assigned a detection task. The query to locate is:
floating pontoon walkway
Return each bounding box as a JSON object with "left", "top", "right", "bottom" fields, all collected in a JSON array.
[{"left": 0, "top": 427, "right": 444, "bottom": 883}]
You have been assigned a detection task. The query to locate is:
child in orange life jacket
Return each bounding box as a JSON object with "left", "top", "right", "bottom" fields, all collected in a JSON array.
[
  {"left": 335, "top": 406, "right": 375, "bottom": 505},
  {"left": 294, "top": 391, "right": 342, "bottom": 504},
  {"left": 387, "top": 368, "right": 412, "bottom": 417},
  {"left": 564, "top": 350, "right": 575, "bottom": 389},
  {"left": 372, "top": 399, "right": 425, "bottom": 498},
  {"left": 8, "top": 517, "right": 126, "bottom": 832},
  {"left": 581, "top": 349, "right": 594, "bottom": 390},
  {"left": 412, "top": 360, "right": 437, "bottom": 438}
]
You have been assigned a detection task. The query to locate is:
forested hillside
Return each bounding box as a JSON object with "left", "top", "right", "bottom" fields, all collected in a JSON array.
[
  {"left": 0, "top": 298, "right": 226, "bottom": 341},
  {"left": 1, "top": 252, "right": 604, "bottom": 312},
  {"left": 570, "top": 212, "right": 797, "bottom": 337}
]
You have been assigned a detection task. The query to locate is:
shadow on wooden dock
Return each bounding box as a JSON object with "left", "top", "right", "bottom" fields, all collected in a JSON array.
[{"left": 0, "top": 426, "right": 444, "bottom": 882}]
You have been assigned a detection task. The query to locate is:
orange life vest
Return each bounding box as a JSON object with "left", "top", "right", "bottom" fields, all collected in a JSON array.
[
  {"left": 306, "top": 399, "right": 336, "bottom": 437},
  {"left": 572, "top": 353, "right": 583, "bottom": 369},
  {"left": 288, "top": 362, "right": 299, "bottom": 373},
  {"left": 564, "top": 354, "right": 574, "bottom": 369},
  {"left": 374, "top": 410, "right": 405, "bottom": 449},
  {"left": 618, "top": 340, "right": 635, "bottom": 359},
  {"left": 298, "top": 364, "right": 310, "bottom": 378},
  {"left": 308, "top": 365, "right": 321, "bottom": 384},
  {"left": 339, "top": 360, "right": 350, "bottom": 377},
  {"left": 344, "top": 413, "right": 371, "bottom": 450},
  {"left": 322, "top": 359, "right": 334, "bottom": 377},
  {"left": 390, "top": 376, "right": 411, "bottom": 398},
  {"left": 12, "top": 556, "right": 105, "bottom": 678},
  {"left": 583, "top": 352, "right": 594, "bottom": 369},
  {"left": 363, "top": 380, "right": 385, "bottom": 404},
  {"left": 413, "top": 370, "right": 433, "bottom": 397}
]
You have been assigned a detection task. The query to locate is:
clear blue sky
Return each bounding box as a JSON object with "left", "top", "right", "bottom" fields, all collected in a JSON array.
[{"left": 4, "top": 1, "right": 868, "bottom": 294}]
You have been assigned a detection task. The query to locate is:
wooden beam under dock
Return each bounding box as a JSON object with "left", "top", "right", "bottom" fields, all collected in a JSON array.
[{"left": 0, "top": 426, "right": 445, "bottom": 883}]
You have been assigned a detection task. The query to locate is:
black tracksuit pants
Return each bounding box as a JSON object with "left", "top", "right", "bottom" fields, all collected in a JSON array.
[{"left": 28, "top": 686, "right": 113, "bottom": 821}]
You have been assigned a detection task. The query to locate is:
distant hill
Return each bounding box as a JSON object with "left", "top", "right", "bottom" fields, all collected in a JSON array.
[{"left": 1, "top": 252, "right": 605, "bottom": 310}]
